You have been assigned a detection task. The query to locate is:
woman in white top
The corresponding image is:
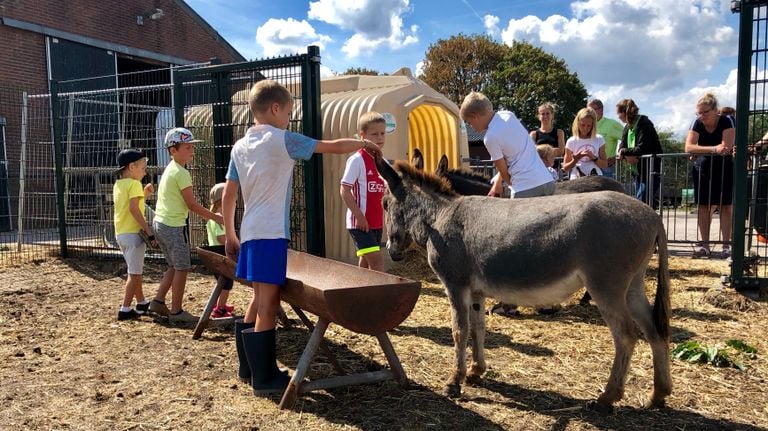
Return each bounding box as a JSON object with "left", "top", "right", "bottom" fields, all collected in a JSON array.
[{"left": 562, "top": 107, "right": 607, "bottom": 179}]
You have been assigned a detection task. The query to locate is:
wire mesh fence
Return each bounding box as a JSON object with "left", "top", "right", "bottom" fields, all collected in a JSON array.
[{"left": 0, "top": 49, "right": 322, "bottom": 265}]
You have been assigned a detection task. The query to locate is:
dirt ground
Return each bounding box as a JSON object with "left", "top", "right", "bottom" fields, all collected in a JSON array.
[{"left": 1, "top": 250, "right": 767, "bottom": 431}]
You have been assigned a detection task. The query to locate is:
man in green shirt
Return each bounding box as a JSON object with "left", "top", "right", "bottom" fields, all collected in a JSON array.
[{"left": 588, "top": 99, "right": 624, "bottom": 177}]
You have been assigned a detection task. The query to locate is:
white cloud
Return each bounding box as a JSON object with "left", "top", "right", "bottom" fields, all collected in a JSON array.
[
  {"left": 656, "top": 69, "right": 737, "bottom": 135},
  {"left": 494, "top": 0, "right": 736, "bottom": 93},
  {"left": 255, "top": 18, "right": 332, "bottom": 57},
  {"left": 484, "top": 14, "right": 500, "bottom": 37},
  {"left": 308, "top": 0, "right": 418, "bottom": 58}
]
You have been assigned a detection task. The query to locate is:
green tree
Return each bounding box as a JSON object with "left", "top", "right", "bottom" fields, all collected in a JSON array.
[
  {"left": 420, "top": 36, "right": 587, "bottom": 133},
  {"left": 419, "top": 34, "right": 505, "bottom": 106},
  {"left": 485, "top": 41, "right": 588, "bottom": 132},
  {"left": 342, "top": 67, "right": 382, "bottom": 76}
]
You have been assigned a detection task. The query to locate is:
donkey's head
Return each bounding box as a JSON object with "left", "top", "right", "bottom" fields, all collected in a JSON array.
[
  {"left": 376, "top": 157, "right": 410, "bottom": 261},
  {"left": 375, "top": 156, "right": 456, "bottom": 261}
]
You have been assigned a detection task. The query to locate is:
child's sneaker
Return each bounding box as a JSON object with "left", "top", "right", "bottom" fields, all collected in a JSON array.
[
  {"left": 224, "top": 304, "right": 235, "bottom": 313},
  {"left": 149, "top": 299, "right": 170, "bottom": 316},
  {"left": 211, "top": 307, "right": 233, "bottom": 319},
  {"left": 168, "top": 309, "right": 198, "bottom": 324},
  {"left": 135, "top": 301, "right": 150, "bottom": 315},
  {"left": 117, "top": 309, "right": 140, "bottom": 321}
]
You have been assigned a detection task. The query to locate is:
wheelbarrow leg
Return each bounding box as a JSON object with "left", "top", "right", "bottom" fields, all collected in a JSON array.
[
  {"left": 377, "top": 332, "right": 408, "bottom": 385},
  {"left": 279, "top": 318, "right": 329, "bottom": 410},
  {"left": 290, "top": 304, "right": 346, "bottom": 375},
  {"left": 192, "top": 279, "right": 224, "bottom": 339}
]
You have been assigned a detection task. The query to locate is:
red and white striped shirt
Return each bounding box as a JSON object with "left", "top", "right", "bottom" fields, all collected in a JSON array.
[{"left": 340, "top": 149, "right": 385, "bottom": 229}]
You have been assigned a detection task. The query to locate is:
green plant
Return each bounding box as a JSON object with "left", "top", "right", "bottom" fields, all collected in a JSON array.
[{"left": 672, "top": 339, "right": 758, "bottom": 371}]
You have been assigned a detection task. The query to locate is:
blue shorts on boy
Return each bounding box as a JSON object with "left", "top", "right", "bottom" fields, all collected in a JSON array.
[
  {"left": 235, "top": 239, "right": 289, "bottom": 285},
  {"left": 348, "top": 229, "right": 382, "bottom": 256},
  {"left": 116, "top": 233, "right": 147, "bottom": 275},
  {"left": 227, "top": 124, "right": 316, "bottom": 284}
]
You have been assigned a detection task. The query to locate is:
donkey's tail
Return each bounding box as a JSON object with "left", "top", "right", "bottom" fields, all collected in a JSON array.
[{"left": 653, "top": 220, "right": 671, "bottom": 341}]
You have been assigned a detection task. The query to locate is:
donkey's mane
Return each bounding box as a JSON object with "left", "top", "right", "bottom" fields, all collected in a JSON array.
[
  {"left": 445, "top": 167, "right": 491, "bottom": 182},
  {"left": 393, "top": 161, "right": 458, "bottom": 196}
]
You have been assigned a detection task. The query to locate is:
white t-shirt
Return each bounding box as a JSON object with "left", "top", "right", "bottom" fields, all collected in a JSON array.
[
  {"left": 565, "top": 135, "right": 604, "bottom": 179},
  {"left": 483, "top": 111, "right": 554, "bottom": 194},
  {"left": 226, "top": 125, "right": 317, "bottom": 241}
]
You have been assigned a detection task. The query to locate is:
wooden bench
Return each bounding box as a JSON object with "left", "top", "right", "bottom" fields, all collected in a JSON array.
[{"left": 194, "top": 247, "right": 421, "bottom": 409}]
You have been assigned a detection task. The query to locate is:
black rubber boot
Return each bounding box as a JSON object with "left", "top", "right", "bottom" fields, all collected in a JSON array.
[
  {"left": 242, "top": 328, "right": 290, "bottom": 396},
  {"left": 234, "top": 319, "right": 255, "bottom": 382}
]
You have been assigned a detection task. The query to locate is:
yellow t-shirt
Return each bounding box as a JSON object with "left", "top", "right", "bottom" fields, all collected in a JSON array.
[
  {"left": 154, "top": 160, "right": 193, "bottom": 227},
  {"left": 113, "top": 178, "right": 145, "bottom": 235},
  {"left": 206, "top": 219, "right": 225, "bottom": 245}
]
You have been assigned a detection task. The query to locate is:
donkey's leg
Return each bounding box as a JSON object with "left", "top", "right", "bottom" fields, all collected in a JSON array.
[
  {"left": 466, "top": 293, "right": 487, "bottom": 385},
  {"left": 588, "top": 279, "right": 639, "bottom": 410},
  {"left": 626, "top": 272, "right": 672, "bottom": 408},
  {"left": 445, "top": 286, "right": 471, "bottom": 398}
]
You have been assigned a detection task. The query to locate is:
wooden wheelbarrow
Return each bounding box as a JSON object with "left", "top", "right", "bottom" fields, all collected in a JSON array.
[{"left": 195, "top": 247, "right": 421, "bottom": 409}]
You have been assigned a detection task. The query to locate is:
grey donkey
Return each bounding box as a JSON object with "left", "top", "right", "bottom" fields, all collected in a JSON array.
[{"left": 376, "top": 158, "right": 672, "bottom": 412}]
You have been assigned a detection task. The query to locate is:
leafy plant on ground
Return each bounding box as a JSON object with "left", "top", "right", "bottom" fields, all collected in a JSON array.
[{"left": 672, "top": 339, "right": 758, "bottom": 371}]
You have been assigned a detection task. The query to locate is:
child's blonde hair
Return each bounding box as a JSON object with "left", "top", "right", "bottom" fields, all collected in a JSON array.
[
  {"left": 460, "top": 91, "right": 493, "bottom": 121},
  {"left": 536, "top": 144, "right": 554, "bottom": 161},
  {"left": 208, "top": 182, "right": 225, "bottom": 211},
  {"left": 571, "top": 107, "right": 598, "bottom": 139},
  {"left": 248, "top": 79, "right": 293, "bottom": 115},
  {"left": 358, "top": 112, "right": 386, "bottom": 133}
]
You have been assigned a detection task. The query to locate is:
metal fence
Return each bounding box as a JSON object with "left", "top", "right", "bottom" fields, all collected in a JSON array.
[
  {"left": 731, "top": 0, "right": 768, "bottom": 290},
  {"left": 0, "top": 47, "right": 323, "bottom": 265}
]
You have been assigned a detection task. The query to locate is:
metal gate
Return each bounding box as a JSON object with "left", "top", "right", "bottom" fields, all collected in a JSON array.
[
  {"left": 731, "top": 1, "right": 768, "bottom": 292},
  {"left": 0, "top": 46, "right": 323, "bottom": 264}
]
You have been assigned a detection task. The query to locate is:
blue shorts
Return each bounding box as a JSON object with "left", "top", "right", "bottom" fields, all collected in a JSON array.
[{"left": 236, "top": 239, "right": 289, "bottom": 286}]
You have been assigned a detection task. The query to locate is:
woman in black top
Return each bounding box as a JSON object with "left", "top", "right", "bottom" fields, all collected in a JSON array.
[
  {"left": 530, "top": 102, "right": 565, "bottom": 168},
  {"left": 616, "top": 99, "right": 663, "bottom": 208},
  {"left": 685, "top": 93, "right": 735, "bottom": 257}
]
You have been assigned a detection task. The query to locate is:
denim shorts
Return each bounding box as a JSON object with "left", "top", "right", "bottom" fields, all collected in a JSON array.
[
  {"left": 153, "top": 221, "right": 191, "bottom": 270},
  {"left": 116, "top": 233, "right": 146, "bottom": 275}
]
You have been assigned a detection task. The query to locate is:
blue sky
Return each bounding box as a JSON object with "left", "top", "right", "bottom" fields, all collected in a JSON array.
[{"left": 186, "top": 0, "right": 740, "bottom": 137}]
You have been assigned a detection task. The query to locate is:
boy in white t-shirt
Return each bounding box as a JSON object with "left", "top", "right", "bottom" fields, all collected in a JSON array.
[
  {"left": 222, "top": 79, "right": 382, "bottom": 395},
  {"left": 460, "top": 91, "right": 555, "bottom": 198},
  {"left": 340, "top": 112, "right": 387, "bottom": 272}
]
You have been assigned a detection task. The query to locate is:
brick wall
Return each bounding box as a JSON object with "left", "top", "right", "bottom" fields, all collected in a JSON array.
[{"left": 0, "top": 0, "right": 242, "bottom": 64}]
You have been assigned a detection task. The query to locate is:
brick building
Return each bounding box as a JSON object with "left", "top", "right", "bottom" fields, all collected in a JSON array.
[{"left": 0, "top": 0, "right": 244, "bottom": 231}]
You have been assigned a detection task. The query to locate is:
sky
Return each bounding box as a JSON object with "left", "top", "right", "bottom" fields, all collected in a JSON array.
[{"left": 186, "top": 0, "right": 741, "bottom": 138}]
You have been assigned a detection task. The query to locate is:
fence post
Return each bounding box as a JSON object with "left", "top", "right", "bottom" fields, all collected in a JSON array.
[
  {"left": 49, "top": 80, "right": 68, "bottom": 258},
  {"left": 212, "top": 71, "right": 232, "bottom": 183},
  {"left": 172, "top": 69, "right": 185, "bottom": 128},
  {"left": 302, "top": 45, "right": 326, "bottom": 256},
  {"left": 731, "top": 2, "right": 754, "bottom": 287}
]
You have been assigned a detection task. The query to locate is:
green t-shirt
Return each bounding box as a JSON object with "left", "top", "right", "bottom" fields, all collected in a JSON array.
[
  {"left": 113, "top": 178, "right": 145, "bottom": 235},
  {"left": 154, "top": 160, "right": 193, "bottom": 227},
  {"left": 206, "top": 219, "right": 225, "bottom": 245},
  {"left": 596, "top": 117, "right": 624, "bottom": 158}
]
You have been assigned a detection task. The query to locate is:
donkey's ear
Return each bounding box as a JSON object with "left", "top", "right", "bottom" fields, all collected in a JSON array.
[
  {"left": 436, "top": 154, "right": 449, "bottom": 175},
  {"left": 411, "top": 148, "right": 424, "bottom": 171},
  {"left": 375, "top": 156, "right": 404, "bottom": 198}
]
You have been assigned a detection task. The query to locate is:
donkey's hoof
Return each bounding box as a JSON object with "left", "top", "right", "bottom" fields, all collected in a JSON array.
[
  {"left": 444, "top": 384, "right": 462, "bottom": 398},
  {"left": 585, "top": 400, "right": 614, "bottom": 415},
  {"left": 643, "top": 398, "right": 666, "bottom": 409},
  {"left": 465, "top": 373, "right": 483, "bottom": 386}
]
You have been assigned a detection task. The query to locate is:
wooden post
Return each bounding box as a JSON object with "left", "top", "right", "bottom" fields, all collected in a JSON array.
[
  {"left": 279, "top": 318, "right": 328, "bottom": 409},
  {"left": 290, "top": 304, "right": 346, "bottom": 375},
  {"left": 192, "top": 281, "right": 225, "bottom": 339}
]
